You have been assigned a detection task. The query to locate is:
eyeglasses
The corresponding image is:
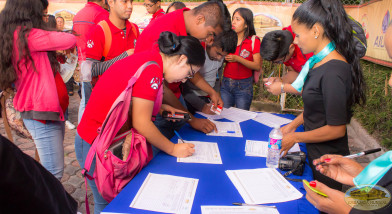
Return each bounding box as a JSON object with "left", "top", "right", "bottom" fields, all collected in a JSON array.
[
  {"left": 143, "top": 2, "right": 156, "bottom": 8},
  {"left": 273, "top": 54, "right": 287, "bottom": 64},
  {"left": 185, "top": 64, "right": 196, "bottom": 79}
]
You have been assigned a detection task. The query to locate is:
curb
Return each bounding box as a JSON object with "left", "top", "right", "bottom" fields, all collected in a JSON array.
[{"left": 348, "top": 118, "right": 385, "bottom": 162}]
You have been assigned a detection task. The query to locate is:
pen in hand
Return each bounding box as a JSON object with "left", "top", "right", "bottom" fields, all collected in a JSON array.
[
  {"left": 174, "top": 130, "right": 186, "bottom": 144},
  {"left": 315, "top": 148, "right": 381, "bottom": 166},
  {"left": 265, "top": 71, "right": 275, "bottom": 86}
]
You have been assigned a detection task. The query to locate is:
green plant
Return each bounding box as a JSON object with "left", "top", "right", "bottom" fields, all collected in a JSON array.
[{"left": 353, "top": 61, "right": 392, "bottom": 149}]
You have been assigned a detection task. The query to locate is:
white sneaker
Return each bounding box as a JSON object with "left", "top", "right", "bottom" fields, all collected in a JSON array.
[{"left": 65, "top": 120, "right": 76, "bottom": 130}]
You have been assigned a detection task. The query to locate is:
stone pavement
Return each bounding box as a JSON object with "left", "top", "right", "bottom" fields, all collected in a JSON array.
[{"left": 0, "top": 90, "right": 384, "bottom": 213}]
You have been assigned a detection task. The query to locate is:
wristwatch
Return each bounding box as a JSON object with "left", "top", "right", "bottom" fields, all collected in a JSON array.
[{"left": 281, "top": 83, "right": 285, "bottom": 94}]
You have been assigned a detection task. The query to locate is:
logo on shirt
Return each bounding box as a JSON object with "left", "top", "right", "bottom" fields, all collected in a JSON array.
[
  {"left": 87, "top": 40, "right": 94, "bottom": 48},
  {"left": 150, "top": 77, "right": 160, "bottom": 90},
  {"left": 240, "top": 49, "right": 250, "bottom": 58}
]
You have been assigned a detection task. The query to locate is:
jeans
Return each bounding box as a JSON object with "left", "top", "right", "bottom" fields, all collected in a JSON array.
[
  {"left": 78, "top": 82, "right": 92, "bottom": 123},
  {"left": 152, "top": 96, "right": 188, "bottom": 156},
  {"left": 75, "top": 133, "right": 108, "bottom": 214},
  {"left": 220, "top": 76, "right": 253, "bottom": 110},
  {"left": 23, "top": 119, "right": 65, "bottom": 180}
]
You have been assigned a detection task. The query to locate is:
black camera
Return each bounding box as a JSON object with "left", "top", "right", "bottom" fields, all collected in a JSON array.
[{"left": 279, "top": 151, "right": 306, "bottom": 176}]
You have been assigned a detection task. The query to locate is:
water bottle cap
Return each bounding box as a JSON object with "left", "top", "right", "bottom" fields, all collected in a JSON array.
[{"left": 274, "top": 125, "right": 281, "bottom": 129}]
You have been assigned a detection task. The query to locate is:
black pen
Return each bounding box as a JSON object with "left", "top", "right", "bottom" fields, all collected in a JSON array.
[
  {"left": 315, "top": 148, "right": 381, "bottom": 166},
  {"left": 232, "top": 202, "right": 277, "bottom": 209}
]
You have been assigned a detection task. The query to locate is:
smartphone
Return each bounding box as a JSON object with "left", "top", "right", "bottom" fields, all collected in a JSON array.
[
  {"left": 108, "top": 138, "right": 125, "bottom": 160},
  {"left": 161, "top": 111, "right": 191, "bottom": 121}
]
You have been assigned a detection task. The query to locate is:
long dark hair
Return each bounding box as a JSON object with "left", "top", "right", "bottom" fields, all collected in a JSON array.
[
  {"left": 293, "top": 0, "right": 366, "bottom": 108},
  {"left": 233, "top": 8, "right": 257, "bottom": 53},
  {"left": 0, "top": 0, "right": 59, "bottom": 90},
  {"left": 158, "top": 31, "right": 205, "bottom": 67}
]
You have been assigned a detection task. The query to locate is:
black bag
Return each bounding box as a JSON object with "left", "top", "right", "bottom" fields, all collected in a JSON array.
[
  {"left": 0, "top": 134, "right": 77, "bottom": 214},
  {"left": 348, "top": 15, "right": 367, "bottom": 58}
]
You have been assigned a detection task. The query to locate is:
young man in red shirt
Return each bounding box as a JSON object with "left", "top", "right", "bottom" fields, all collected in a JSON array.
[
  {"left": 75, "top": 0, "right": 138, "bottom": 213},
  {"left": 144, "top": 0, "right": 165, "bottom": 25},
  {"left": 134, "top": 0, "right": 231, "bottom": 141},
  {"left": 260, "top": 26, "right": 313, "bottom": 95}
]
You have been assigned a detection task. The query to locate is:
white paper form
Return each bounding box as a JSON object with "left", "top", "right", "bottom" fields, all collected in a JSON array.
[
  {"left": 207, "top": 121, "right": 243, "bottom": 138},
  {"left": 225, "top": 168, "right": 303, "bottom": 204},
  {"left": 201, "top": 206, "right": 280, "bottom": 214},
  {"left": 130, "top": 173, "right": 198, "bottom": 214},
  {"left": 245, "top": 140, "right": 301, "bottom": 157},
  {"left": 197, "top": 107, "right": 257, "bottom": 123},
  {"left": 197, "top": 111, "right": 224, "bottom": 120},
  {"left": 177, "top": 140, "right": 223, "bottom": 164},
  {"left": 253, "top": 113, "right": 293, "bottom": 128}
]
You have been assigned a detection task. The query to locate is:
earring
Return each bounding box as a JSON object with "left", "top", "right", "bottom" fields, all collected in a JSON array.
[{"left": 315, "top": 35, "right": 318, "bottom": 39}]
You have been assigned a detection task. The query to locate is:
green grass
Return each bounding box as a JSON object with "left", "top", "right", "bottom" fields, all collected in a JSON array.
[{"left": 353, "top": 61, "right": 392, "bottom": 149}]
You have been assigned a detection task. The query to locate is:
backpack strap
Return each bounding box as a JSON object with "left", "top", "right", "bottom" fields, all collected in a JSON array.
[
  {"left": 251, "top": 35, "right": 256, "bottom": 52},
  {"left": 130, "top": 22, "right": 139, "bottom": 40},
  {"left": 82, "top": 61, "right": 159, "bottom": 177},
  {"left": 0, "top": 91, "right": 13, "bottom": 142},
  {"left": 98, "top": 20, "right": 112, "bottom": 59}
]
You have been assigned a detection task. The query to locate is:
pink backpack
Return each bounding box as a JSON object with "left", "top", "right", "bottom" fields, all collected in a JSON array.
[{"left": 82, "top": 61, "right": 163, "bottom": 212}]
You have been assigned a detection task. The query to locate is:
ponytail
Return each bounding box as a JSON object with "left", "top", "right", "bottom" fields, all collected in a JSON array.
[
  {"left": 293, "top": 0, "right": 366, "bottom": 107},
  {"left": 158, "top": 31, "right": 205, "bottom": 67}
]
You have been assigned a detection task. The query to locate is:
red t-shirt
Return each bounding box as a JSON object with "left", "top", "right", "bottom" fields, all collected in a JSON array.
[
  {"left": 135, "top": 8, "right": 188, "bottom": 98},
  {"left": 224, "top": 36, "right": 261, "bottom": 80},
  {"left": 73, "top": 2, "right": 109, "bottom": 61},
  {"left": 151, "top": 9, "right": 165, "bottom": 22},
  {"left": 86, "top": 18, "right": 139, "bottom": 61},
  {"left": 77, "top": 51, "right": 163, "bottom": 144},
  {"left": 282, "top": 26, "right": 313, "bottom": 73},
  {"left": 36, "top": 72, "right": 69, "bottom": 124}
]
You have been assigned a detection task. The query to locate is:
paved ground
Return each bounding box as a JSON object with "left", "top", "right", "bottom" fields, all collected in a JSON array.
[{"left": 0, "top": 88, "right": 383, "bottom": 213}]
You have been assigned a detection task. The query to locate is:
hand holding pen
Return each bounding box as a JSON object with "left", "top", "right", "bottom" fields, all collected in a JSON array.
[
  {"left": 313, "top": 153, "right": 373, "bottom": 186},
  {"left": 263, "top": 70, "right": 275, "bottom": 86}
]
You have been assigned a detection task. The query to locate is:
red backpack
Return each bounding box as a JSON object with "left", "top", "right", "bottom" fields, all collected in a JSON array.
[{"left": 82, "top": 61, "right": 162, "bottom": 213}]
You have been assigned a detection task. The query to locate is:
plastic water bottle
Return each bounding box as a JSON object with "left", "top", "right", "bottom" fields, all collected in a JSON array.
[{"left": 266, "top": 125, "right": 282, "bottom": 168}]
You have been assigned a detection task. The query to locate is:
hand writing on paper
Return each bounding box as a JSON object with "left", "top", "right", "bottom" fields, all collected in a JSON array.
[
  {"left": 304, "top": 180, "right": 351, "bottom": 214},
  {"left": 189, "top": 117, "right": 217, "bottom": 134},
  {"left": 171, "top": 143, "right": 195, "bottom": 158},
  {"left": 281, "top": 132, "right": 298, "bottom": 156},
  {"left": 313, "top": 154, "right": 364, "bottom": 186}
]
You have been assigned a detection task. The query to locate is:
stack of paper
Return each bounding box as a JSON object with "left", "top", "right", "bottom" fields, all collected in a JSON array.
[
  {"left": 177, "top": 140, "right": 223, "bottom": 164},
  {"left": 253, "top": 113, "right": 293, "bottom": 128},
  {"left": 226, "top": 168, "right": 303, "bottom": 204},
  {"left": 130, "top": 173, "right": 198, "bottom": 214},
  {"left": 201, "top": 206, "right": 280, "bottom": 214},
  {"left": 207, "top": 121, "right": 243, "bottom": 138},
  {"left": 197, "top": 107, "right": 258, "bottom": 123},
  {"left": 245, "top": 140, "right": 301, "bottom": 157}
]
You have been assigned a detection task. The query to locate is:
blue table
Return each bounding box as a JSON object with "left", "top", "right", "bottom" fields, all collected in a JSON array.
[{"left": 103, "top": 114, "right": 319, "bottom": 214}]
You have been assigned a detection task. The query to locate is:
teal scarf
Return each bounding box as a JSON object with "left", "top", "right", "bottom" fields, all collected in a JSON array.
[
  {"left": 291, "top": 42, "right": 336, "bottom": 92},
  {"left": 354, "top": 151, "right": 392, "bottom": 186}
]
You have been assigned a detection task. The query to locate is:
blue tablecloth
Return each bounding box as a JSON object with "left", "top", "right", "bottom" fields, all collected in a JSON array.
[{"left": 103, "top": 114, "right": 319, "bottom": 214}]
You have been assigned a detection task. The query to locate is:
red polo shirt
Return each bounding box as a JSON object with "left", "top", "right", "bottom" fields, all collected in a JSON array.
[
  {"left": 86, "top": 18, "right": 139, "bottom": 61},
  {"left": 135, "top": 8, "right": 188, "bottom": 98},
  {"left": 283, "top": 26, "right": 313, "bottom": 73},
  {"left": 151, "top": 9, "right": 165, "bottom": 22},
  {"left": 77, "top": 51, "right": 164, "bottom": 144},
  {"left": 224, "top": 36, "right": 261, "bottom": 80},
  {"left": 73, "top": 2, "right": 109, "bottom": 61}
]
